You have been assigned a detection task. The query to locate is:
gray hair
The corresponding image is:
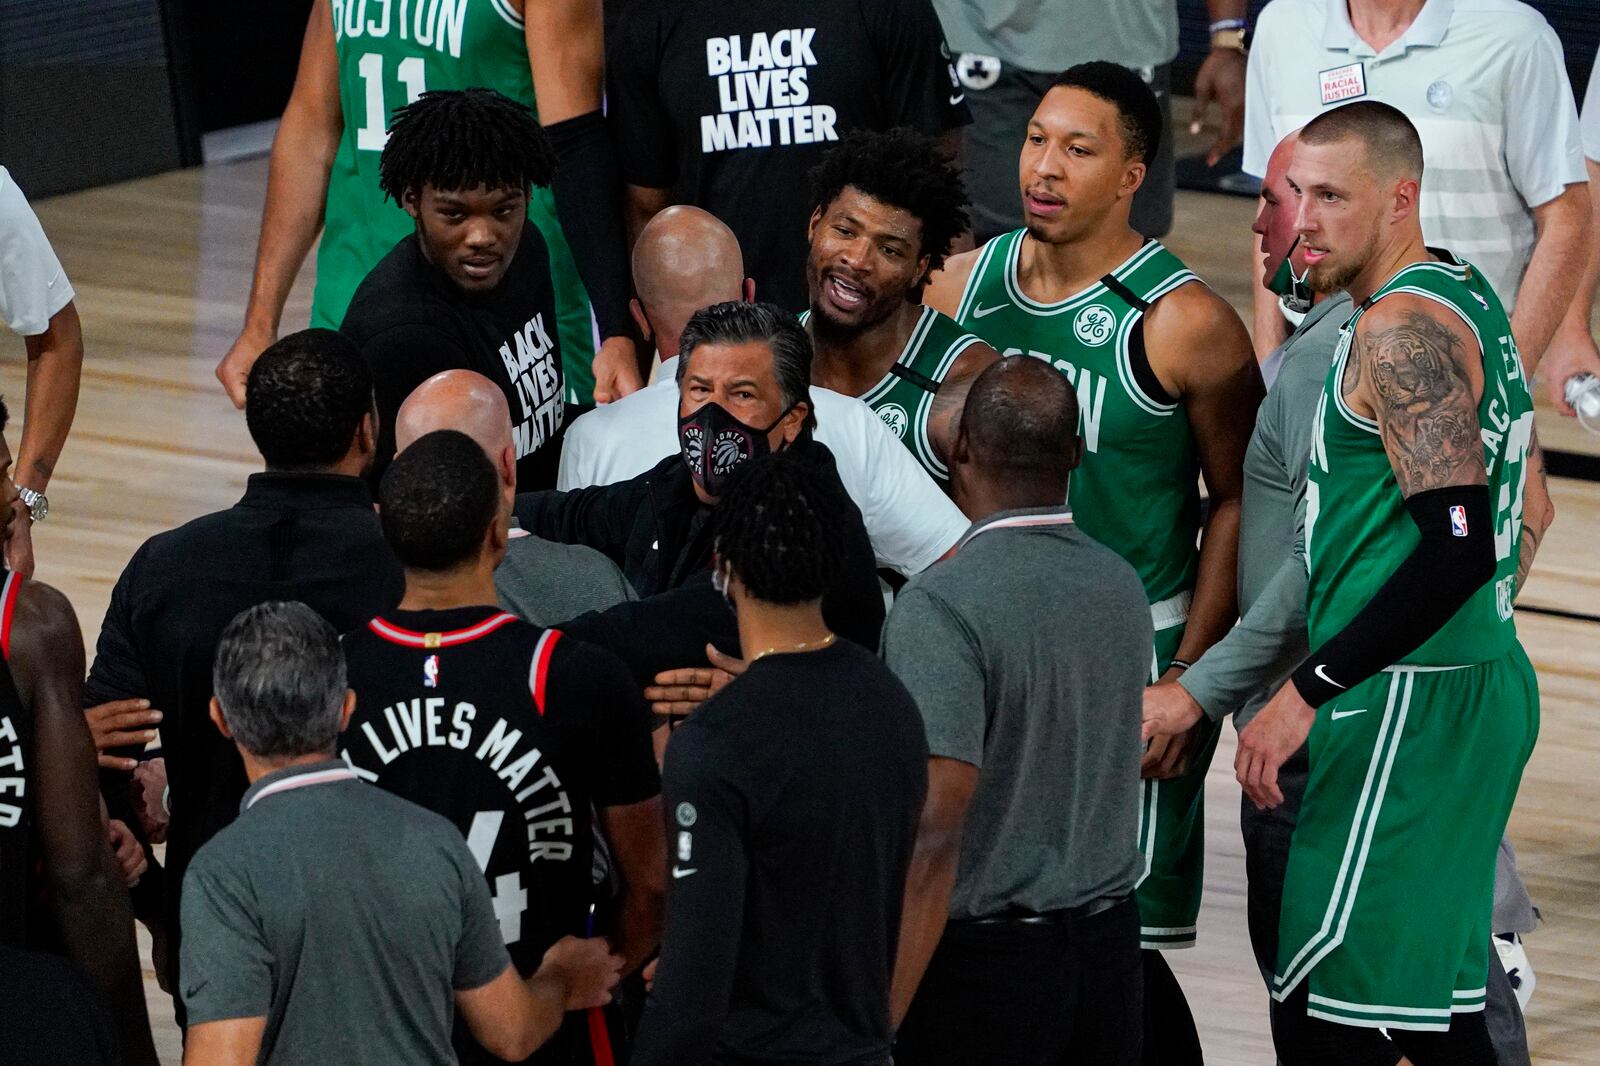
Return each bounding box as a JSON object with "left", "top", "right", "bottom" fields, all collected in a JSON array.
[
  {"left": 676, "top": 301, "right": 816, "bottom": 430},
  {"left": 212, "top": 601, "right": 348, "bottom": 758}
]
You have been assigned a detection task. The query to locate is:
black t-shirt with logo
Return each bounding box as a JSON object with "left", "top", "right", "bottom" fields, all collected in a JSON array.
[
  {"left": 608, "top": 0, "right": 970, "bottom": 311},
  {"left": 341, "top": 607, "right": 660, "bottom": 1064},
  {"left": 341, "top": 229, "right": 567, "bottom": 490}
]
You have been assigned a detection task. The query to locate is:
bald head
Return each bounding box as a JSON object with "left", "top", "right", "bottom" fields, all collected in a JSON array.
[
  {"left": 632, "top": 207, "right": 745, "bottom": 353},
  {"left": 959, "top": 357, "right": 1081, "bottom": 489},
  {"left": 1265, "top": 129, "right": 1298, "bottom": 188},
  {"left": 395, "top": 370, "right": 513, "bottom": 459}
]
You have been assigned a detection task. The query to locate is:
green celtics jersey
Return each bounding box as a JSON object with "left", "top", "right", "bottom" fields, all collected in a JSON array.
[
  {"left": 804, "top": 306, "right": 983, "bottom": 483},
  {"left": 319, "top": 0, "right": 597, "bottom": 402},
  {"left": 953, "top": 230, "right": 1201, "bottom": 605},
  {"left": 1305, "top": 252, "right": 1533, "bottom": 665}
]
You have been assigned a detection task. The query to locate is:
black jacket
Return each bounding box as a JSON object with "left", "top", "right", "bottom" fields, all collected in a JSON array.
[
  {"left": 85, "top": 473, "right": 404, "bottom": 1012},
  {"left": 517, "top": 440, "right": 885, "bottom": 650}
]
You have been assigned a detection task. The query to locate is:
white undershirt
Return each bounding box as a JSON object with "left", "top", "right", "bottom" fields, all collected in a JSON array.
[{"left": 557, "top": 356, "right": 967, "bottom": 576}]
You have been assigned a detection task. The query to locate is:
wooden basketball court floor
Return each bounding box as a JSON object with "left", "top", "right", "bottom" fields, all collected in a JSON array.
[{"left": 12, "top": 138, "right": 1598, "bottom": 1063}]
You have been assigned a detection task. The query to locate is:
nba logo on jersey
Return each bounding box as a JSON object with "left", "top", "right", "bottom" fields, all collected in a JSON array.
[
  {"left": 423, "top": 654, "right": 440, "bottom": 688},
  {"left": 1449, "top": 505, "right": 1469, "bottom": 537}
]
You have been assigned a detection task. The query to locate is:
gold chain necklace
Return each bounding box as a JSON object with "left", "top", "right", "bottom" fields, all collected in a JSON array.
[{"left": 748, "top": 632, "right": 838, "bottom": 662}]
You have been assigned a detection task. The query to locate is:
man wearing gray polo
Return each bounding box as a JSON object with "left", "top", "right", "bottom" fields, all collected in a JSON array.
[
  {"left": 886, "top": 357, "right": 1150, "bottom": 1066},
  {"left": 178, "top": 601, "right": 622, "bottom": 1066}
]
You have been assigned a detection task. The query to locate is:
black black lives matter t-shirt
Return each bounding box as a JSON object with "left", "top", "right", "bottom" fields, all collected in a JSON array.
[
  {"left": 608, "top": 0, "right": 970, "bottom": 311},
  {"left": 341, "top": 228, "right": 566, "bottom": 491}
]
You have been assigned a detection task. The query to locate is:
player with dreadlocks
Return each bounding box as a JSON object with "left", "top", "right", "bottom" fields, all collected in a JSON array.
[
  {"left": 631, "top": 449, "right": 928, "bottom": 1066},
  {"left": 341, "top": 88, "right": 572, "bottom": 491},
  {"left": 803, "top": 128, "right": 998, "bottom": 486}
]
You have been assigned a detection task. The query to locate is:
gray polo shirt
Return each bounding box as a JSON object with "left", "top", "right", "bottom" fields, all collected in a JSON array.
[
  {"left": 1180, "top": 293, "right": 1351, "bottom": 728},
  {"left": 882, "top": 507, "right": 1150, "bottom": 920},
  {"left": 495, "top": 527, "right": 636, "bottom": 626},
  {"left": 180, "top": 760, "right": 511, "bottom": 1065},
  {"left": 933, "top": 0, "right": 1178, "bottom": 75}
]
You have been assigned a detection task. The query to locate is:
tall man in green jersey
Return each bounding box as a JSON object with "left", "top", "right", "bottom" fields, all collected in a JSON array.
[
  {"left": 1236, "top": 102, "right": 1539, "bottom": 1065},
  {"left": 217, "top": 0, "right": 640, "bottom": 410},
  {"left": 925, "top": 61, "right": 1260, "bottom": 1064},
  {"left": 804, "top": 130, "right": 998, "bottom": 485}
]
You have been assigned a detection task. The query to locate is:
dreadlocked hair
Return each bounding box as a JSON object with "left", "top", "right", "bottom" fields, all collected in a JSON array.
[
  {"left": 378, "top": 88, "right": 557, "bottom": 203},
  {"left": 713, "top": 451, "right": 848, "bottom": 606},
  {"left": 807, "top": 127, "right": 970, "bottom": 274}
]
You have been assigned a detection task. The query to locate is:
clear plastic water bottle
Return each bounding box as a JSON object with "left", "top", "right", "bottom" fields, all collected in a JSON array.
[{"left": 1566, "top": 374, "right": 1600, "bottom": 435}]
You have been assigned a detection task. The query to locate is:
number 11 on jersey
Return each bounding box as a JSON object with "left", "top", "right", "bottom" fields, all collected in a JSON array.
[{"left": 356, "top": 52, "right": 427, "bottom": 152}]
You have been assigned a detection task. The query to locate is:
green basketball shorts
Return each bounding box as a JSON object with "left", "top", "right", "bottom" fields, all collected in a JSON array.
[
  {"left": 1271, "top": 646, "right": 1539, "bottom": 1030},
  {"left": 1135, "top": 621, "right": 1221, "bottom": 951}
]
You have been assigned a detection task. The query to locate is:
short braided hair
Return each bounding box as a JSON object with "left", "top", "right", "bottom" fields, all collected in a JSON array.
[
  {"left": 378, "top": 88, "right": 556, "bottom": 203},
  {"left": 808, "top": 127, "right": 970, "bottom": 274},
  {"left": 712, "top": 451, "right": 847, "bottom": 605}
]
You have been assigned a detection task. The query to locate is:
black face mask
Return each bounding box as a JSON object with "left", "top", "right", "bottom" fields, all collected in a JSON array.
[{"left": 677, "top": 401, "right": 792, "bottom": 497}]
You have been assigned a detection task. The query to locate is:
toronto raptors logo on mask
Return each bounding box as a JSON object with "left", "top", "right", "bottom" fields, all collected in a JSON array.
[{"left": 677, "top": 400, "right": 793, "bottom": 496}]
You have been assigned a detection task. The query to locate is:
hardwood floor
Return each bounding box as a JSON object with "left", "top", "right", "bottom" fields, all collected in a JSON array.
[{"left": 16, "top": 147, "right": 1599, "bottom": 1064}]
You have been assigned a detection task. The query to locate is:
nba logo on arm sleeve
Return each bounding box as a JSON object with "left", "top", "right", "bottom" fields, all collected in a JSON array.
[{"left": 1450, "top": 505, "right": 1468, "bottom": 537}]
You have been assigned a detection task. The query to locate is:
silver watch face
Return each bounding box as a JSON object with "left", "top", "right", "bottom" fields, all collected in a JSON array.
[{"left": 17, "top": 488, "right": 46, "bottom": 522}]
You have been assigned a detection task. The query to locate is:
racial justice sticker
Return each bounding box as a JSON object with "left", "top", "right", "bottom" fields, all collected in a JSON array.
[{"left": 1318, "top": 62, "right": 1367, "bottom": 106}]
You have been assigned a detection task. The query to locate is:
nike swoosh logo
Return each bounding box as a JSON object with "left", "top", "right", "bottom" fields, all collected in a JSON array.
[
  {"left": 971, "top": 303, "right": 1006, "bottom": 319},
  {"left": 672, "top": 866, "right": 697, "bottom": 879},
  {"left": 1330, "top": 708, "right": 1368, "bottom": 720},
  {"left": 948, "top": 93, "right": 965, "bottom": 106},
  {"left": 1313, "top": 664, "right": 1347, "bottom": 690}
]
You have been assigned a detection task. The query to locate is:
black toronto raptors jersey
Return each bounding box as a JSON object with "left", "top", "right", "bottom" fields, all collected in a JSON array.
[
  {"left": 0, "top": 572, "right": 38, "bottom": 948},
  {"left": 340, "top": 607, "right": 658, "bottom": 973}
]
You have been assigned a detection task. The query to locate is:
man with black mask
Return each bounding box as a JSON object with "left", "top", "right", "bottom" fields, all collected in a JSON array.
[{"left": 514, "top": 301, "right": 884, "bottom": 648}]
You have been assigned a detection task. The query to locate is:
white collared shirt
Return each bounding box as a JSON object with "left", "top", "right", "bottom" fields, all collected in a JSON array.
[
  {"left": 1243, "top": 0, "right": 1586, "bottom": 310},
  {"left": 0, "top": 167, "right": 74, "bottom": 336},
  {"left": 556, "top": 356, "right": 967, "bottom": 577}
]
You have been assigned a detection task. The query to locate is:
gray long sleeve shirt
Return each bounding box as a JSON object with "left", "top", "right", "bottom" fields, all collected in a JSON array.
[{"left": 1179, "top": 294, "right": 1351, "bottom": 728}]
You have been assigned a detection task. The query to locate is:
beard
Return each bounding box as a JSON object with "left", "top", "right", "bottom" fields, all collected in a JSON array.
[{"left": 1307, "top": 225, "right": 1380, "bottom": 294}]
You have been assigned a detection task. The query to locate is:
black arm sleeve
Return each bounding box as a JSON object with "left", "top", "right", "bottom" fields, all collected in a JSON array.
[
  {"left": 1292, "top": 485, "right": 1495, "bottom": 706},
  {"left": 545, "top": 111, "right": 637, "bottom": 344},
  {"left": 629, "top": 730, "right": 747, "bottom": 1066},
  {"left": 606, "top": 6, "right": 679, "bottom": 189}
]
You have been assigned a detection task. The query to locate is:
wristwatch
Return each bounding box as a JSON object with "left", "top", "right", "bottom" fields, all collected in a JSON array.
[
  {"left": 1209, "top": 17, "right": 1250, "bottom": 56},
  {"left": 1210, "top": 27, "right": 1249, "bottom": 55},
  {"left": 16, "top": 485, "right": 47, "bottom": 523}
]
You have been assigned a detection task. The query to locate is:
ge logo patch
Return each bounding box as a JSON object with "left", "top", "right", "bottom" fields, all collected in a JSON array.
[
  {"left": 1074, "top": 304, "right": 1115, "bottom": 346},
  {"left": 878, "top": 403, "right": 909, "bottom": 439},
  {"left": 957, "top": 53, "right": 1000, "bottom": 92},
  {"left": 676, "top": 802, "right": 697, "bottom": 827}
]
